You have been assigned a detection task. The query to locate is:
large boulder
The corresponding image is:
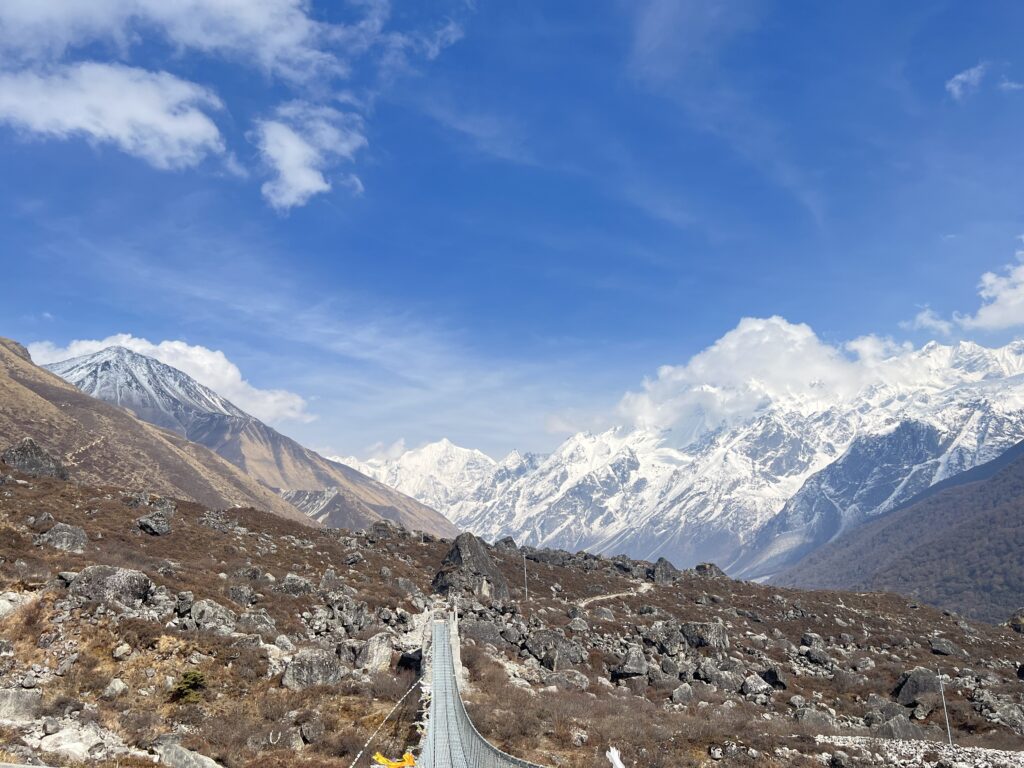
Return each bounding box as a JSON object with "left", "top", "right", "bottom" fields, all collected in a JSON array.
[
  {"left": 613, "top": 646, "right": 648, "bottom": 679},
  {"left": 69, "top": 565, "right": 153, "bottom": 609},
  {"left": 1, "top": 437, "right": 68, "bottom": 479},
  {"left": 37, "top": 522, "right": 87, "bottom": 553},
  {"left": 681, "top": 621, "right": 729, "bottom": 651},
  {"left": 431, "top": 532, "right": 510, "bottom": 602},
  {"left": 137, "top": 499, "right": 175, "bottom": 536},
  {"left": 356, "top": 633, "right": 394, "bottom": 672},
  {"left": 651, "top": 557, "right": 680, "bottom": 585},
  {"left": 894, "top": 667, "right": 940, "bottom": 707},
  {"left": 525, "top": 629, "right": 585, "bottom": 672},
  {"left": 190, "top": 599, "right": 237, "bottom": 636},
  {"left": 156, "top": 743, "right": 221, "bottom": 768},
  {"left": 873, "top": 714, "right": 925, "bottom": 740},
  {"left": 0, "top": 689, "right": 42, "bottom": 723},
  {"left": 282, "top": 648, "right": 347, "bottom": 690}
]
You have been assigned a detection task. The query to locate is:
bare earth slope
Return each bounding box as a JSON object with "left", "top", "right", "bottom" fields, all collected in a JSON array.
[
  {"left": 775, "top": 439, "right": 1024, "bottom": 623},
  {"left": 0, "top": 337, "right": 309, "bottom": 524},
  {"left": 46, "top": 346, "right": 456, "bottom": 538}
]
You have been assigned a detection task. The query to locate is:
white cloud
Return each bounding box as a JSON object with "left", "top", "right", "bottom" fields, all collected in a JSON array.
[
  {"left": 900, "top": 307, "right": 954, "bottom": 337},
  {"left": 0, "top": 63, "right": 223, "bottom": 169},
  {"left": 28, "top": 334, "right": 313, "bottom": 424},
  {"left": 956, "top": 253, "right": 1024, "bottom": 331},
  {"left": 614, "top": 316, "right": 986, "bottom": 444},
  {"left": 998, "top": 77, "right": 1024, "bottom": 92},
  {"left": 0, "top": 0, "right": 352, "bottom": 82},
  {"left": 945, "top": 62, "right": 988, "bottom": 101},
  {"left": 253, "top": 101, "right": 368, "bottom": 210},
  {"left": 617, "top": 316, "right": 866, "bottom": 441}
]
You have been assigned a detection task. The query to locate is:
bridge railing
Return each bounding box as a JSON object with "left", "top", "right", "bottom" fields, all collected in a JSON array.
[{"left": 420, "top": 618, "right": 547, "bottom": 768}]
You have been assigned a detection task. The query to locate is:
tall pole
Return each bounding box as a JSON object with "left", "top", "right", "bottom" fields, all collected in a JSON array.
[
  {"left": 937, "top": 667, "right": 953, "bottom": 748},
  {"left": 523, "top": 552, "right": 528, "bottom": 602}
]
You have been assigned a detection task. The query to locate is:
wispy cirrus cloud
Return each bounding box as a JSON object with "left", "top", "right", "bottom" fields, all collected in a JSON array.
[{"left": 945, "top": 62, "right": 988, "bottom": 101}]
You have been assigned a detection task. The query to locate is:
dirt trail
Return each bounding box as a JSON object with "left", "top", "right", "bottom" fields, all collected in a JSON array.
[{"left": 578, "top": 581, "right": 653, "bottom": 607}]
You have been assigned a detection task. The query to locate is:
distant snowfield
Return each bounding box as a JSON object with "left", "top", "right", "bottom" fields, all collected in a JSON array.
[{"left": 340, "top": 340, "right": 1024, "bottom": 577}]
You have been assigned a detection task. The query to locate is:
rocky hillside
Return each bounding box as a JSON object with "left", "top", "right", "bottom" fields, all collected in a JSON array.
[
  {"left": 775, "top": 436, "right": 1024, "bottom": 623},
  {"left": 0, "top": 338, "right": 308, "bottom": 524},
  {"left": 0, "top": 455, "right": 1022, "bottom": 768},
  {"left": 44, "top": 346, "right": 456, "bottom": 539}
]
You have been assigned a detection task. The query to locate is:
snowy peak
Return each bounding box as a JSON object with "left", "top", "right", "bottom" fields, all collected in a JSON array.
[
  {"left": 45, "top": 346, "right": 248, "bottom": 435},
  {"left": 336, "top": 438, "right": 498, "bottom": 514}
]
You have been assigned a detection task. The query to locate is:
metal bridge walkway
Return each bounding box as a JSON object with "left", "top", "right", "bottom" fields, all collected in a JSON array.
[{"left": 418, "top": 620, "right": 545, "bottom": 768}]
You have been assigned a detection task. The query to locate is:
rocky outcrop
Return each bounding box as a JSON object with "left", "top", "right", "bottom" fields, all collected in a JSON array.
[
  {"left": 282, "top": 648, "right": 347, "bottom": 690},
  {"left": 68, "top": 565, "right": 154, "bottom": 610},
  {"left": 36, "top": 522, "right": 87, "bottom": 553},
  {"left": 137, "top": 498, "right": 175, "bottom": 536},
  {"left": 894, "top": 667, "right": 940, "bottom": 707},
  {"left": 2, "top": 437, "right": 68, "bottom": 479},
  {"left": 0, "top": 689, "right": 42, "bottom": 723},
  {"left": 1007, "top": 608, "right": 1024, "bottom": 633},
  {"left": 432, "top": 532, "right": 510, "bottom": 602}
]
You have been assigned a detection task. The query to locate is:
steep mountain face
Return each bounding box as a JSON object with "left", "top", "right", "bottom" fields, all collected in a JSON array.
[
  {"left": 349, "top": 341, "right": 1024, "bottom": 576},
  {"left": 45, "top": 346, "right": 456, "bottom": 538},
  {"left": 774, "top": 436, "right": 1024, "bottom": 623},
  {"left": 337, "top": 438, "right": 500, "bottom": 514},
  {"left": 0, "top": 337, "right": 309, "bottom": 523}
]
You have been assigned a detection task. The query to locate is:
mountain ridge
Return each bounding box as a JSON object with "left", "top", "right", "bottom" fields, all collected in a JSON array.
[{"left": 44, "top": 346, "right": 457, "bottom": 538}]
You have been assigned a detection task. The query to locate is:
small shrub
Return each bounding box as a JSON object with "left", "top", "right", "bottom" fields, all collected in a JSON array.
[{"left": 170, "top": 670, "right": 207, "bottom": 703}]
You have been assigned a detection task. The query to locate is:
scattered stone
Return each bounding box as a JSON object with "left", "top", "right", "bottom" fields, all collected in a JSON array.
[
  {"left": 2, "top": 437, "right": 68, "bottom": 479},
  {"left": 112, "top": 643, "right": 132, "bottom": 661},
  {"left": 37, "top": 522, "right": 87, "bottom": 553},
  {"left": 101, "top": 678, "right": 128, "bottom": 700},
  {"left": 930, "top": 636, "right": 963, "bottom": 657}
]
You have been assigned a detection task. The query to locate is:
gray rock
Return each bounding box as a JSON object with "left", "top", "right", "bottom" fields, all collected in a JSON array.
[
  {"left": 101, "top": 677, "right": 128, "bottom": 699},
  {"left": 547, "top": 669, "right": 590, "bottom": 691},
  {"left": 804, "top": 646, "right": 833, "bottom": 667},
  {"left": 356, "top": 633, "right": 394, "bottom": 672},
  {"left": 493, "top": 536, "right": 519, "bottom": 552},
  {"left": 69, "top": 565, "right": 154, "bottom": 609},
  {"left": 693, "top": 562, "right": 727, "bottom": 578},
  {"left": 613, "top": 646, "right": 649, "bottom": 678},
  {"left": 37, "top": 522, "right": 88, "bottom": 553},
  {"left": 741, "top": 674, "right": 773, "bottom": 696},
  {"left": 237, "top": 608, "right": 276, "bottom": 635},
  {"left": 0, "top": 688, "right": 42, "bottom": 723},
  {"left": 137, "top": 506, "right": 173, "bottom": 536},
  {"left": 894, "top": 667, "right": 940, "bottom": 707},
  {"left": 282, "top": 648, "right": 347, "bottom": 690},
  {"left": 157, "top": 743, "right": 221, "bottom": 768},
  {"left": 190, "top": 599, "right": 237, "bottom": 636},
  {"left": 432, "top": 532, "right": 510, "bottom": 602},
  {"left": 112, "top": 643, "right": 132, "bottom": 661},
  {"left": 2, "top": 437, "right": 68, "bottom": 479},
  {"left": 651, "top": 557, "right": 680, "bottom": 585},
  {"left": 275, "top": 573, "right": 314, "bottom": 596},
  {"left": 681, "top": 621, "right": 729, "bottom": 651},
  {"left": 873, "top": 714, "right": 925, "bottom": 740},
  {"left": 929, "top": 637, "right": 963, "bottom": 657},
  {"left": 671, "top": 683, "right": 694, "bottom": 704},
  {"left": 794, "top": 707, "right": 836, "bottom": 730}
]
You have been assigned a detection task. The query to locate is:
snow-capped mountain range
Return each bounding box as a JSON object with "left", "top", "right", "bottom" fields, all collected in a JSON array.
[{"left": 343, "top": 340, "right": 1024, "bottom": 579}]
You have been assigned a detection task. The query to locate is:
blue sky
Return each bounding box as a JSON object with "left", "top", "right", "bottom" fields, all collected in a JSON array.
[{"left": 4, "top": 1, "right": 1024, "bottom": 458}]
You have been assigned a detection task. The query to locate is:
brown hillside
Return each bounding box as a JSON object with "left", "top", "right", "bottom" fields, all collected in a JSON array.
[{"left": 0, "top": 337, "right": 309, "bottom": 524}]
